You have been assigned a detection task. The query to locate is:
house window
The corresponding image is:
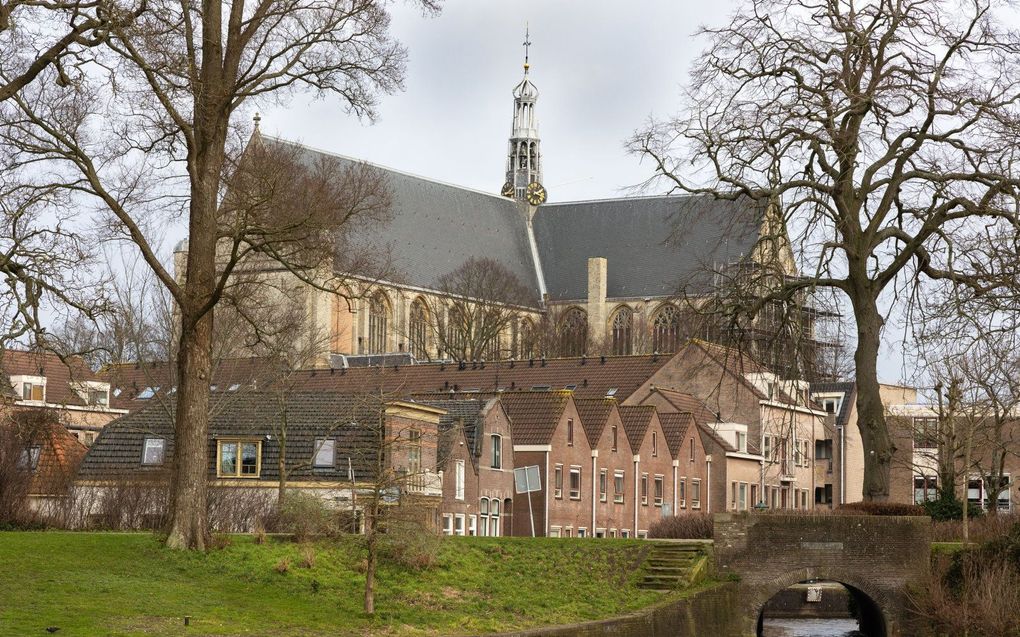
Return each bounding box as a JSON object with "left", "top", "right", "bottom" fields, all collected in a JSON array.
[
  {"left": 599, "top": 469, "right": 608, "bottom": 502},
  {"left": 610, "top": 307, "right": 633, "bottom": 356},
  {"left": 679, "top": 479, "right": 687, "bottom": 508},
  {"left": 550, "top": 526, "right": 562, "bottom": 538},
  {"left": 21, "top": 382, "right": 45, "bottom": 402},
  {"left": 442, "top": 514, "right": 453, "bottom": 536},
  {"left": 621, "top": 529, "right": 631, "bottom": 539},
  {"left": 652, "top": 304, "right": 681, "bottom": 353},
  {"left": 313, "top": 438, "right": 335, "bottom": 468},
  {"left": 454, "top": 514, "right": 465, "bottom": 536},
  {"left": 614, "top": 471, "right": 625, "bottom": 503},
  {"left": 554, "top": 465, "right": 563, "bottom": 499},
  {"left": 567, "top": 419, "right": 574, "bottom": 446},
  {"left": 913, "top": 417, "right": 939, "bottom": 450},
  {"left": 689, "top": 437, "right": 695, "bottom": 462},
  {"left": 612, "top": 425, "right": 618, "bottom": 452},
  {"left": 491, "top": 499, "right": 501, "bottom": 537},
  {"left": 738, "top": 482, "right": 748, "bottom": 511},
  {"left": 480, "top": 498, "right": 490, "bottom": 537},
  {"left": 88, "top": 388, "right": 109, "bottom": 406},
  {"left": 455, "top": 460, "right": 465, "bottom": 500},
  {"left": 406, "top": 429, "right": 422, "bottom": 472},
  {"left": 564, "top": 527, "right": 572, "bottom": 538},
  {"left": 823, "top": 398, "right": 840, "bottom": 414},
  {"left": 654, "top": 476, "right": 664, "bottom": 506},
  {"left": 751, "top": 484, "right": 759, "bottom": 508},
  {"left": 577, "top": 528, "right": 587, "bottom": 538},
  {"left": 569, "top": 467, "right": 581, "bottom": 500},
  {"left": 802, "top": 489, "right": 808, "bottom": 509},
  {"left": 691, "top": 479, "right": 702, "bottom": 509},
  {"left": 763, "top": 435, "right": 773, "bottom": 463},
  {"left": 141, "top": 437, "right": 166, "bottom": 466},
  {"left": 468, "top": 515, "right": 477, "bottom": 537},
  {"left": 491, "top": 434, "right": 502, "bottom": 469},
  {"left": 652, "top": 431, "right": 658, "bottom": 457},
  {"left": 17, "top": 445, "right": 41, "bottom": 471},
  {"left": 815, "top": 484, "right": 833, "bottom": 505},
  {"left": 366, "top": 293, "right": 388, "bottom": 354},
  {"left": 217, "top": 440, "right": 261, "bottom": 478},
  {"left": 641, "top": 473, "right": 648, "bottom": 506},
  {"left": 517, "top": 318, "right": 535, "bottom": 359},
  {"left": 558, "top": 307, "right": 588, "bottom": 357},
  {"left": 136, "top": 386, "right": 158, "bottom": 400},
  {"left": 736, "top": 432, "right": 747, "bottom": 453}
]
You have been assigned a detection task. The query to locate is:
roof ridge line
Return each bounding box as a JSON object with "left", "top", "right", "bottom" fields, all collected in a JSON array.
[{"left": 262, "top": 135, "right": 516, "bottom": 203}]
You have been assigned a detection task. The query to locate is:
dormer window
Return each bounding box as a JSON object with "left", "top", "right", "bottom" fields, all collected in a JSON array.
[
  {"left": 88, "top": 387, "right": 109, "bottom": 407},
  {"left": 22, "top": 382, "right": 44, "bottom": 402}
]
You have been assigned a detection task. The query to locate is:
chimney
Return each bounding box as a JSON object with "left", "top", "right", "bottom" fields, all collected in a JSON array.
[{"left": 587, "top": 257, "right": 607, "bottom": 345}]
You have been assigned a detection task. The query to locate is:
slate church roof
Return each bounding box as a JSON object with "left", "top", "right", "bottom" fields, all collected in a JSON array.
[
  {"left": 533, "top": 195, "right": 761, "bottom": 301},
  {"left": 255, "top": 136, "right": 764, "bottom": 306}
]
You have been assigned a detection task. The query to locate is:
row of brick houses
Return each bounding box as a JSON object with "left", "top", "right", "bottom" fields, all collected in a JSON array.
[{"left": 18, "top": 339, "right": 1014, "bottom": 533}]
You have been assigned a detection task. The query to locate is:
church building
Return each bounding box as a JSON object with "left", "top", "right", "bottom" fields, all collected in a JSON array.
[{"left": 185, "top": 37, "right": 803, "bottom": 372}]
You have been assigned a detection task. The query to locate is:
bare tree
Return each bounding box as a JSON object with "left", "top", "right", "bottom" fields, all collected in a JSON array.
[
  {"left": 433, "top": 257, "right": 533, "bottom": 361},
  {"left": 0, "top": 0, "right": 427, "bottom": 543},
  {"left": 632, "top": 0, "right": 1020, "bottom": 500}
]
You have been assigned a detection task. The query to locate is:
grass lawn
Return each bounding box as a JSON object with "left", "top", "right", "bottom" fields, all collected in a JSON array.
[{"left": 0, "top": 532, "right": 664, "bottom": 637}]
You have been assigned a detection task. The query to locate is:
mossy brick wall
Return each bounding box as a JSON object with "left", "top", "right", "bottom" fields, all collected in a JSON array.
[
  {"left": 479, "top": 582, "right": 750, "bottom": 637},
  {"left": 713, "top": 513, "right": 931, "bottom": 637}
]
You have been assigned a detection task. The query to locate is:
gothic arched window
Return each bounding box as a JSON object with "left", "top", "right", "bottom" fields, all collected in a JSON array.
[
  {"left": 610, "top": 307, "right": 633, "bottom": 356},
  {"left": 366, "top": 293, "right": 389, "bottom": 354},
  {"left": 408, "top": 298, "right": 429, "bottom": 360},
  {"left": 558, "top": 307, "right": 588, "bottom": 357},
  {"left": 517, "top": 318, "right": 535, "bottom": 359},
  {"left": 652, "top": 304, "right": 681, "bottom": 354},
  {"left": 445, "top": 306, "right": 467, "bottom": 359}
]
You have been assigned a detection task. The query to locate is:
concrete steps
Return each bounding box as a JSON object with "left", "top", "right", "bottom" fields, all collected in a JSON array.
[{"left": 638, "top": 541, "right": 712, "bottom": 591}]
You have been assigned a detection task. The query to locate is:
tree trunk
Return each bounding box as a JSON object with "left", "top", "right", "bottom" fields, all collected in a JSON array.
[
  {"left": 852, "top": 293, "right": 896, "bottom": 501},
  {"left": 278, "top": 428, "right": 287, "bottom": 507},
  {"left": 962, "top": 422, "right": 973, "bottom": 542},
  {"left": 165, "top": 311, "right": 214, "bottom": 550}
]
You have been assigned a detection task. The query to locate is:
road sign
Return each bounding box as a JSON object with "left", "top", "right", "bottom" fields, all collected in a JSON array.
[{"left": 514, "top": 465, "right": 541, "bottom": 493}]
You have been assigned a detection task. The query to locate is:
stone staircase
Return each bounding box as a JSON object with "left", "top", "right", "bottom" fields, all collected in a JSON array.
[{"left": 638, "top": 540, "right": 712, "bottom": 591}]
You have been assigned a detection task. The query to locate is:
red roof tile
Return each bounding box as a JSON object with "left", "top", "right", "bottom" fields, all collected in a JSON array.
[
  {"left": 573, "top": 398, "right": 617, "bottom": 448},
  {"left": 618, "top": 405, "right": 655, "bottom": 454}
]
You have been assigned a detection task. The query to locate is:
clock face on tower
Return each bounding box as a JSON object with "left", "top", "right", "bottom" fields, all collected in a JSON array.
[
  {"left": 526, "top": 181, "right": 547, "bottom": 206},
  {"left": 501, "top": 181, "right": 515, "bottom": 198}
]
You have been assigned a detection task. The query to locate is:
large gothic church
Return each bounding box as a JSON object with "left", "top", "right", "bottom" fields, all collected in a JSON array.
[{"left": 190, "top": 42, "right": 810, "bottom": 374}]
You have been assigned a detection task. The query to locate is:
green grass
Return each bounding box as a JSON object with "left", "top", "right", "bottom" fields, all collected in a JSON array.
[
  {"left": 0, "top": 532, "right": 664, "bottom": 637},
  {"left": 931, "top": 541, "right": 968, "bottom": 556}
]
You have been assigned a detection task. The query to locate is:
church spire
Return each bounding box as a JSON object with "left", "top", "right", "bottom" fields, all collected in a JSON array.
[{"left": 501, "top": 25, "right": 547, "bottom": 206}]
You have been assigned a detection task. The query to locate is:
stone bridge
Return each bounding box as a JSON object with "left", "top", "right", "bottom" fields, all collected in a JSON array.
[{"left": 713, "top": 513, "right": 931, "bottom": 636}]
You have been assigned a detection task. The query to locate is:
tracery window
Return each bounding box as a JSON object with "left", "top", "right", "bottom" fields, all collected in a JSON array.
[
  {"left": 558, "top": 307, "right": 588, "bottom": 357},
  {"left": 652, "top": 304, "right": 681, "bottom": 353},
  {"left": 445, "top": 306, "right": 466, "bottom": 359},
  {"left": 408, "top": 298, "right": 429, "bottom": 360},
  {"left": 516, "top": 317, "right": 536, "bottom": 359},
  {"left": 366, "top": 293, "right": 388, "bottom": 354},
  {"left": 610, "top": 307, "right": 633, "bottom": 356}
]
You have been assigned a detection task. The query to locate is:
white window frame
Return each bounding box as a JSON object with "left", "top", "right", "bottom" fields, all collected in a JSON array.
[
  {"left": 569, "top": 466, "right": 582, "bottom": 500},
  {"left": 691, "top": 478, "right": 702, "bottom": 509},
  {"left": 490, "top": 434, "right": 502, "bottom": 469},
  {"left": 141, "top": 437, "right": 166, "bottom": 466},
  {"left": 455, "top": 460, "right": 465, "bottom": 501},
  {"left": 313, "top": 438, "right": 335, "bottom": 468},
  {"left": 613, "top": 470, "right": 625, "bottom": 504},
  {"left": 599, "top": 468, "right": 608, "bottom": 502},
  {"left": 468, "top": 515, "right": 477, "bottom": 537},
  {"left": 442, "top": 514, "right": 453, "bottom": 536},
  {"left": 454, "top": 513, "right": 465, "bottom": 536},
  {"left": 653, "top": 475, "right": 664, "bottom": 507},
  {"left": 554, "top": 464, "right": 563, "bottom": 499}
]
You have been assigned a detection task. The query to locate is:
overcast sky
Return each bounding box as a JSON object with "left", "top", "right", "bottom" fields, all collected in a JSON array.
[{"left": 255, "top": 0, "right": 912, "bottom": 385}]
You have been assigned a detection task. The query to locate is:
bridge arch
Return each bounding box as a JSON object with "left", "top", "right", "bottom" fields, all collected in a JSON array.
[
  {"left": 752, "top": 571, "right": 889, "bottom": 637},
  {"left": 713, "top": 513, "right": 931, "bottom": 637}
]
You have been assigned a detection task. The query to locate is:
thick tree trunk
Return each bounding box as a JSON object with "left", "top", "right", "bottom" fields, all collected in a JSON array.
[
  {"left": 166, "top": 312, "right": 214, "bottom": 550},
  {"left": 852, "top": 293, "right": 896, "bottom": 501}
]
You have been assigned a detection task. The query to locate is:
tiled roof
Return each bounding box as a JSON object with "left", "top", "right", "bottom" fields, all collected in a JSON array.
[
  {"left": 1, "top": 349, "right": 102, "bottom": 407},
  {"left": 494, "top": 390, "right": 571, "bottom": 446},
  {"left": 647, "top": 387, "right": 720, "bottom": 424},
  {"left": 290, "top": 354, "right": 675, "bottom": 403},
  {"left": 534, "top": 195, "right": 761, "bottom": 301},
  {"left": 264, "top": 136, "right": 544, "bottom": 305},
  {"left": 421, "top": 398, "right": 487, "bottom": 457},
  {"left": 681, "top": 340, "right": 798, "bottom": 404},
  {"left": 10, "top": 409, "right": 88, "bottom": 495},
  {"left": 573, "top": 398, "right": 617, "bottom": 448},
  {"left": 618, "top": 404, "right": 655, "bottom": 454},
  {"left": 79, "top": 392, "right": 398, "bottom": 483},
  {"left": 100, "top": 357, "right": 288, "bottom": 411},
  {"left": 657, "top": 412, "right": 695, "bottom": 458}
]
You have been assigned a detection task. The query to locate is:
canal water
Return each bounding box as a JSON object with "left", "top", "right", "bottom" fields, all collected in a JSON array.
[{"left": 761, "top": 618, "right": 862, "bottom": 637}]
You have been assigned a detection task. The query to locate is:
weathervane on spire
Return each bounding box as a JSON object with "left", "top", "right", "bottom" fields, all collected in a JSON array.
[{"left": 523, "top": 24, "right": 531, "bottom": 71}]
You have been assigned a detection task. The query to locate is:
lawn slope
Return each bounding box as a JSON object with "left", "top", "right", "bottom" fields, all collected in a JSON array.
[{"left": 0, "top": 532, "right": 661, "bottom": 637}]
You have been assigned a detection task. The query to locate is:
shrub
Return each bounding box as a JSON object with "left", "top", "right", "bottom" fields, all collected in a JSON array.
[
  {"left": 647, "top": 513, "right": 713, "bottom": 539},
  {"left": 837, "top": 501, "right": 927, "bottom": 516},
  {"left": 916, "top": 523, "right": 1020, "bottom": 636},
  {"left": 274, "top": 558, "right": 291, "bottom": 574},
  {"left": 272, "top": 491, "right": 336, "bottom": 542},
  {"left": 379, "top": 518, "right": 442, "bottom": 570},
  {"left": 299, "top": 545, "right": 316, "bottom": 569},
  {"left": 921, "top": 496, "right": 982, "bottom": 522}
]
